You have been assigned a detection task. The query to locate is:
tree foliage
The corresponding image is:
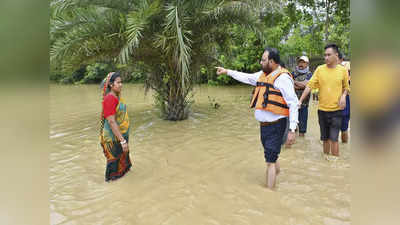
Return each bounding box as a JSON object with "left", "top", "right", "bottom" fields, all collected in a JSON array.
[
  {"left": 50, "top": 0, "right": 350, "bottom": 120},
  {"left": 50, "top": 0, "right": 263, "bottom": 120}
]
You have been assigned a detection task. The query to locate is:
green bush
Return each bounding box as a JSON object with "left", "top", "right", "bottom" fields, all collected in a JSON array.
[
  {"left": 116, "top": 62, "right": 147, "bottom": 83},
  {"left": 207, "top": 80, "right": 218, "bottom": 86},
  {"left": 71, "top": 66, "right": 86, "bottom": 82},
  {"left": 50, "top": 73, "right": 64, "bottom": 83},
  {"left": 80, "top": 63, "right": 114, "bottom": 84},
  {"left": 216, "top": 74, "right": 233, "bottom": 85}
]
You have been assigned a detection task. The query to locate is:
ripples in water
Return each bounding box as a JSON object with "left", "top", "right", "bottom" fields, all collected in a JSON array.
[{"left": 50, "top": 84, "right": 350, "bottom": 225}]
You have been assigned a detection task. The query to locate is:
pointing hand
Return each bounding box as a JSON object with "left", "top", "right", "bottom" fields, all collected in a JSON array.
[{"left": 215, "top": 67, "right": 228, "bottom": 75}]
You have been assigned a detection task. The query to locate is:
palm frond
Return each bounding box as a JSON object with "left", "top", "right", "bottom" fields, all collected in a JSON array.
[
  {"left": 118, "top": 0, "right": 161, "bottom": 64},
  {"left": 51, "top": 0, "right": 135, "bottom": 16},
  {"left": 163, "top": 3, "right": 192, "bottom": 93},
  {"left": 50, "top": 7, "right": 123, "bottom": 69},
  {"left": 190, "top": 0, "right": 264, "bottom": 52}
]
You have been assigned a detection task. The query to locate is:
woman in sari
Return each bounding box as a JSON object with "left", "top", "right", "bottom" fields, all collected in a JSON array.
[{"left": 100, "top": 72, "right": 132, "bottom": 182}]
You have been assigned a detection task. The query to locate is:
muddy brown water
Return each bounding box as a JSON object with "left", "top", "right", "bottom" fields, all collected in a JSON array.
[{"left": 50, "top": 84, "right": 350, "bottom": 225}]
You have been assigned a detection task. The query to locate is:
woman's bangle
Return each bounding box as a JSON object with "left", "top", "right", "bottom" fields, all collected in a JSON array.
[{"left": 120, "top": 139, "right": 127, "bottom": 145}]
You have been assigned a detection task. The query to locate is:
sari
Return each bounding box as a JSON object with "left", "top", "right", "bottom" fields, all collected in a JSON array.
[{"left": 100, "top": 73, "right": 132, "bottom": 181}]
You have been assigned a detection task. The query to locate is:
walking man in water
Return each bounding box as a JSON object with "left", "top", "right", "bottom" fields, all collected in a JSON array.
[
  {"left": 298, "top": 44, "right": 350, "bottom": 159},
  {"left": 293, "top": 56, "right": 313, "bottom": 136},
  {"left": 216, "top": 47, "right": 298, "bottom": 189}
]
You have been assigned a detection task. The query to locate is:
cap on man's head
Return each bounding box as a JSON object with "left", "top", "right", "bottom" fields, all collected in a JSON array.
[{"left": 298, "top": 56, "right": 309, "bottom": 63}]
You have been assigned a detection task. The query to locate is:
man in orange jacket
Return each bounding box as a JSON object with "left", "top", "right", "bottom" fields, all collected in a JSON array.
[{"left": 216, "top": 47, "right": 298, "bottom": 189}]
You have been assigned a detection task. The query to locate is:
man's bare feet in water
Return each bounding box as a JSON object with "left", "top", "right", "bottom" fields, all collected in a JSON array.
[{"left": 266, "top": 161, "right": 280, "bottom": 180}]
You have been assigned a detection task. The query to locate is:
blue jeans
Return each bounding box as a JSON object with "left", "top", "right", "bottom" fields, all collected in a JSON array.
[
  {"left": 260, "top": 118, "right": 288, "bottom": 163},
  {"left": 298, "top": 106, "right": 309, "bottom": 133},
  {"left": 341, "top": 95, "right": 350, "bottom": 132}
]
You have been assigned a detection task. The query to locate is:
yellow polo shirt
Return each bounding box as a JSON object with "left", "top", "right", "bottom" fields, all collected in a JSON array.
[{"left": 307, "top": 64, "right": 350, "bottom": 111}]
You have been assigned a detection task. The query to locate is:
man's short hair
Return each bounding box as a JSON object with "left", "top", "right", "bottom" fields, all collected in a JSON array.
[
  {"left": 324, "top": 43, "right": 339, "bottom": 54},
  {"left": 338, "top": 51, "right": 343, "bottom": 60},
  {"left": 264, "top": 47, "right": 281, "bottom": 64}
]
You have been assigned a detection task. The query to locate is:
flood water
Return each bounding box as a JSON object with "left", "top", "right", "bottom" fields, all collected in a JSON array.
[{"left": 50, "top": 84, "right": 350, "bottom": 225}]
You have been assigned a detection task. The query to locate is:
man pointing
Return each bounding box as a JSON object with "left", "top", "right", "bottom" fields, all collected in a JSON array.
[{"left": 216, "top": 47, "right": 298, "bottom": 189}]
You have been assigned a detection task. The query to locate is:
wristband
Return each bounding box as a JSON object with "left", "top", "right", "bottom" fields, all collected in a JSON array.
[{"left": 120, "top": 139, "right": 127, "bottom": 145}]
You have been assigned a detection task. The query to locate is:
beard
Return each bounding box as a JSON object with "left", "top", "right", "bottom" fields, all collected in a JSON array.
[{"left": 262, "top": 64, "right": 272, "bottom": 74}]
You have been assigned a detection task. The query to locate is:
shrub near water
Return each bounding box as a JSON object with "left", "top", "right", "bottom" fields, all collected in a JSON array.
[{"left": 79, "top": 63, "right": 114, "bottom": 84}]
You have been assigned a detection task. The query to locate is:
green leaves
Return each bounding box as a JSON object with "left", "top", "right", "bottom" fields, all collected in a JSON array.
[
  {"left": 52, "top": 0, "right": 330, "bottom": 119},
  {"left": 50, "top": 5, "right": 123, "bottom": 72},
  {"left": 80, "top": 62, "right": 114, "bottom": 84},
  {"left": 161, "top": 3, "right": 193, "bottom": 94},
  {"left": 119, "top": 0, "right": 161, "bottom": 64}
]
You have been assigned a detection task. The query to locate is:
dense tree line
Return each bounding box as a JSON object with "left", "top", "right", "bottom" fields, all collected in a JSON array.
[{"left": 50, "top": 0, "right": 350, "bottom": 120}]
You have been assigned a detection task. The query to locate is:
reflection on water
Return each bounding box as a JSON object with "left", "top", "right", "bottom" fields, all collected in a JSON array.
[{"left": 50, "top": 84, "right": 350, "bottom": 225}]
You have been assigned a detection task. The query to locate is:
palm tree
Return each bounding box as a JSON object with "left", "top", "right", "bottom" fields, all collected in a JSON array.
[{"left": 50, "top": 0, "right": 263, "bottom": 120}]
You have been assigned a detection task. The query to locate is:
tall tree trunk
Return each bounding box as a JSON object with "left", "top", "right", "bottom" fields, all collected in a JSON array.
[
  {"left": 325, "top": 0, "right": 331, "bottom": 43},
  {"left": 151, "top": 69, "right": 191, "bottom": 121},
  {"left": 166, "top": 93, "right": 187, "bottom": 120},
  {"left": 164, "top": 76, "right": 190, "bottom": 121}
]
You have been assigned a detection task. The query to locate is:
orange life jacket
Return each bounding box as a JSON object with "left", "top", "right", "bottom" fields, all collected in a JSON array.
[{"left": 250, "top": 68, "right": 293, "bottom": 116}]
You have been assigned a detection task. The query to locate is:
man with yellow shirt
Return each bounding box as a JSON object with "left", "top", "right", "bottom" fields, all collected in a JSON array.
[{"left": 299, "top": 44, "right": 350, "bottom": 158}]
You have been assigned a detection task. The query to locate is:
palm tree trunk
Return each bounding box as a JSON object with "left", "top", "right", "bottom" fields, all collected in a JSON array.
[
  {"left": 166, "top": 94, "right": 186, "bottom": 120},
  {"left": 163, "top": 75, "right": 189, "bottom": 121}
]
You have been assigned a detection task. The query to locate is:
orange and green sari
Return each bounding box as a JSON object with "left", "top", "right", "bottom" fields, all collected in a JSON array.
[
  {"left": 100, "top": 96, "right": 132, "bottom": 181},
  {"left": 100, "top": 73, "right": 132, "bottom": 182}
]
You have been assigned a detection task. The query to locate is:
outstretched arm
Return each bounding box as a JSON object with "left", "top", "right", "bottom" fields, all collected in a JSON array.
[
  {"left": 294, "top": 80, "right": 308, "bottom": 89},
  {"left": 216, "top": 67, "right": 261, "bottom": 86},
  {"left": 298, "top": 86, "right": 312, "bottom": 106},
  {"left": 299, "top": 70, "right": 318, "bottom": 106}
]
